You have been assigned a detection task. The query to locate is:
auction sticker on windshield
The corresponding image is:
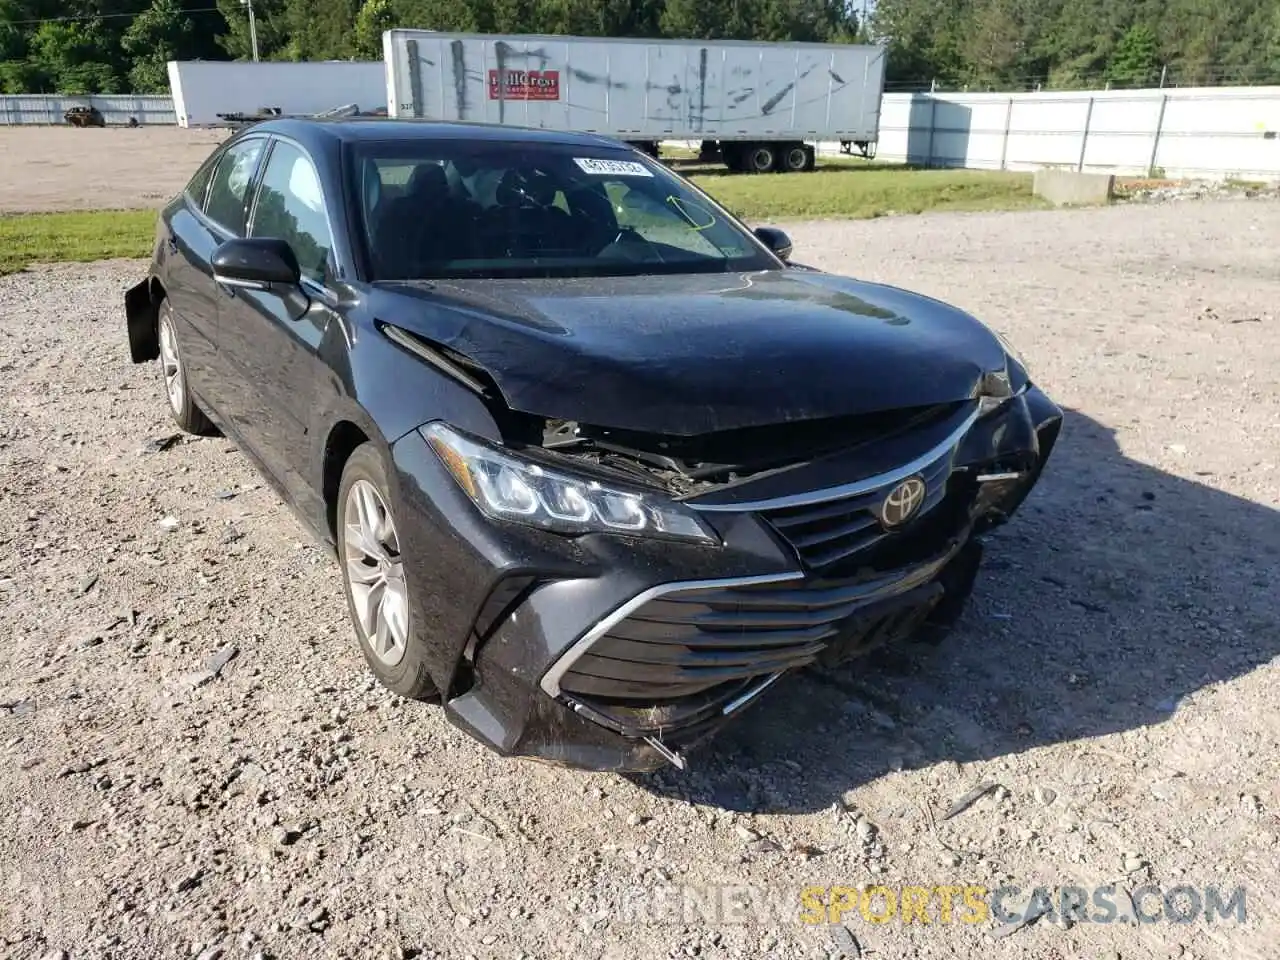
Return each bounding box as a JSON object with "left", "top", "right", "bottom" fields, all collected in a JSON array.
[{"left": 574, "top": 158, "right": 654, "bottom": 177}]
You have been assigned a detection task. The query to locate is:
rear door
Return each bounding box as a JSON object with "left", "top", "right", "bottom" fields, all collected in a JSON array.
[
  {"left": 159, "top": 150, "right": 218, "bottom": 379},
  {"left": 217, "top": 136, "right": 341, "bottom": 523},
  {"left": 166, "top": 135, "right": 267, "bottom": 423}
]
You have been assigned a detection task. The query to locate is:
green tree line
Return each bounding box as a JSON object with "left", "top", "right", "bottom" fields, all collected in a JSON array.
[
  {"left": 874, "top": 0, "right": 1280, "bottom": 90},
  {"left": 2, "top": 0, "right": 1278, "bottom": 95}
]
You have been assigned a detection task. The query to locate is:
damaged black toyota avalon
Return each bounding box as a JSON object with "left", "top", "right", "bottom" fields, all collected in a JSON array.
[{"left": 124, "top": 118, "right": 1062, "bottom": 771}]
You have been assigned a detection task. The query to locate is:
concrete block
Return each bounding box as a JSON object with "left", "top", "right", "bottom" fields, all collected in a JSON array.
[{"left": 1033, "top": 169, "right": 1115, "bottom": 206}]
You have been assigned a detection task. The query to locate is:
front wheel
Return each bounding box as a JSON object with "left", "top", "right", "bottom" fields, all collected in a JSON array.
[
  {"left": 156, "top": 300, "right": 213, "bottom": 435},
  {"left": 337, "top": 442, "right": 439, "bottom": 701},
  {"left": 913, "top": 539, "right": 984, "bottom": 647}
]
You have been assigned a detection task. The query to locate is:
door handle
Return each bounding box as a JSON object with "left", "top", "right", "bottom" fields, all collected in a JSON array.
[{"left": 165, "top": 237, "right": 179, "bottom": 254}]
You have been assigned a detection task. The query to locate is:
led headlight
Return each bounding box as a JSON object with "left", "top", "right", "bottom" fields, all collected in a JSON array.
[{"left": 422, "top": 423, "right": 718, "bottom": 544}]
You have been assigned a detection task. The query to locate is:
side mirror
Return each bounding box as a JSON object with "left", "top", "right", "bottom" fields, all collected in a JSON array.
[
  {"left": 754, "top": 226, "right": 793, "bottom": 262},
  {"left": 212, "top": 237, "right": 301, "bottom": 290}
]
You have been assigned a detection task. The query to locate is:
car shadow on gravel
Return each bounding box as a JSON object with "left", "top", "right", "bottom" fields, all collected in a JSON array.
[{"left": 632, "top": 407, "right": 1280, "bottom": 813}]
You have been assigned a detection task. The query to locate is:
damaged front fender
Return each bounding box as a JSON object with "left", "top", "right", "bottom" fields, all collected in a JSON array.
[{"left": 124, "top": 279, "right": 160, "bottom": 363}]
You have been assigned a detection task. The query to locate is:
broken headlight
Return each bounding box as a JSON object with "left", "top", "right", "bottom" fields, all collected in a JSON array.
[
  {"left": 977, "top": 345, "right": 1031, "bottom": 417},
  {"left": 423, "top": 423, "right": 719, "bottom": 544}
]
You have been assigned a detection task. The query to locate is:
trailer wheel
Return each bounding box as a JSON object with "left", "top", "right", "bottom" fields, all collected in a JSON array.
[
  {"left": 744, "top": 144, "right": 778, "bottom": 173},
  {"left": 781, "top": 143, "right": 809, "bottom": 172}
]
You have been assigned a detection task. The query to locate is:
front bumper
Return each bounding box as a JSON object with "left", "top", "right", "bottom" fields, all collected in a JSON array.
[{"left": 389, "top": 387, "right": 1063, "bottom": 772}]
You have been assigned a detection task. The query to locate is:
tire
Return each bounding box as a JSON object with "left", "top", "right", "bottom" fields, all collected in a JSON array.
[
  {"left": 744, "top": 143, "right": 778, "bottom": 173},
  {"left": 156, "top": 299, "right": 213, "bottom": 435},
  {"left": 913, "top": 539, "right": 984, "bottom": 647},
  {"left": 781, "top": 143, "right": 809, "bottom": 173},
  {"left": 337, "top": 442, "right": 439, "bottom": 701}
]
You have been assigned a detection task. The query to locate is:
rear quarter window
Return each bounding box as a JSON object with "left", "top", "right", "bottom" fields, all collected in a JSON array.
[
  {"left": 204, "top": 138, "right": 266, "bottom": 234},
  {"left": 184, "top": 153, "right": 219, "bottom": 208}
]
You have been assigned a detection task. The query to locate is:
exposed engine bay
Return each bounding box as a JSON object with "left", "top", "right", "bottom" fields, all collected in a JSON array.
[{"left": 536, "top": 403, "right": 966, "bottom": 498}]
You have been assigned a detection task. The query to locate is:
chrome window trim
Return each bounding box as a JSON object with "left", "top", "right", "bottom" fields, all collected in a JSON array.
[
  {"left": 538, "top": 570, "right": 805, "bottom": 699},
  {"left": 686, "top": 404, "right": 983, "bottom": 513},
  {"left": 183, "top": 151, "right": 221, "bottom": 212}
]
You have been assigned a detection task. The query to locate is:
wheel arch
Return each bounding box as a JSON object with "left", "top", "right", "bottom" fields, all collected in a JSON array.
[
  {"left": 322, "top": 419, "right": 374, "bottom": 543},
  {"left": 124, "top": 275, "right": 167, "bottom": 363}
]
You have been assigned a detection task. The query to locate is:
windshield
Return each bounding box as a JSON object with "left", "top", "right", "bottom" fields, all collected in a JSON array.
[{"left": 350, "top": 140, "right": 780, "bottom": 281}]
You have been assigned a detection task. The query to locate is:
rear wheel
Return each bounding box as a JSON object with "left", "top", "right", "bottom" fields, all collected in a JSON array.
[
  {"left": 781, "top": 143, "right": 809, "bottom": 173},
  {"left": 744, "top": 143, "right": 778, "bottom": 173},
  {"left": 337, "top": 442, "right": 439, "bottom": 701},
  {"left": 156, "top": 300, "right": 213, "bottom": 435}
]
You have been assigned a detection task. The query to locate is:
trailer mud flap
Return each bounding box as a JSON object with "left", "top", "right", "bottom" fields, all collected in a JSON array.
[{"left": 124, "top": 280, "right": 159, "bottom": 363}]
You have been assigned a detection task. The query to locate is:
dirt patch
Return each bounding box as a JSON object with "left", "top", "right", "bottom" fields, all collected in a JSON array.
[
  {"left": 0, "top": 127, "right": 226, "bottom": 214},
  {"left": 1, "top": 200, "right": 1278, "bottom": 959}
]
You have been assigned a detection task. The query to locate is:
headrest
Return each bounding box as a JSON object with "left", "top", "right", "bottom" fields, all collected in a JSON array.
[{"left": 407, "top": 163, "right": 448, "bottom": 197}]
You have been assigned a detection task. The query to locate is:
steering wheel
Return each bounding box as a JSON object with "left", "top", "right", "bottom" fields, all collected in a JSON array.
[
  {"left": 470, "top": 218, "right": 552, "bottom": 258},
  {"left": 600, "top": 226, "right": 666, "bottom": 262}
]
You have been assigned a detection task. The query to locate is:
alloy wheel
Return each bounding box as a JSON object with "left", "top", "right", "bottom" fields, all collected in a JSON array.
[
  {"left": 158, "top": 316, "right": 184, "bottom": 415},
  {"left": 342, "top": 479, "right": 410, "bottom": 667}
]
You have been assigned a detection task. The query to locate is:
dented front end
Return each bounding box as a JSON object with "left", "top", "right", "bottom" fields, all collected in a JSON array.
[{"left": 388, "top": 365, "right": 1063, "bottom": 772}]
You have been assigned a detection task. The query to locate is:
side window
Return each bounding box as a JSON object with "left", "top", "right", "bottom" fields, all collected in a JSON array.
[
  {"left": 184, "top": 153, "right": 218, "bottom": 208},
  {"left": 250, "top": 141, "right": 334, "bottom": 285},
  {"left": 204, "top": 138, "right": 265, "bottom": 233}
]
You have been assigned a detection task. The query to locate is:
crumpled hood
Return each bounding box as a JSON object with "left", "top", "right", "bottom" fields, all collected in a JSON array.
[{"left": 370, "top": 269, "right": 1008, "bottom": 436}]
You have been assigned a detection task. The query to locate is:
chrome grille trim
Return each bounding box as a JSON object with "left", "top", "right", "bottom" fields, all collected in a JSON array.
[
  {"left": 538, "top": 570, "right": 805, "bottom": 699},
  {"left": 764, "top": 450, "right": 955, "bottom": 570},
  {"left": 685, "top": 405, "right": 980, "bottom": 513}
]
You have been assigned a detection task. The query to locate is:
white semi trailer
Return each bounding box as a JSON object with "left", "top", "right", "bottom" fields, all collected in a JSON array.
[{"left": 382, "top": 29, "right": 887, "bottom": 172}]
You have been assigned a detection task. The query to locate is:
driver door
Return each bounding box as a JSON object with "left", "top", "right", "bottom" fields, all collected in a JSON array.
[{"left": 215, "top": 137, "right": 339, "bottom": 524}]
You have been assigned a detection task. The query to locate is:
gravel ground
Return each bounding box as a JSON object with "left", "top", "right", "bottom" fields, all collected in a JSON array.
[
  {"left": 0, "top": 128, "right": 226, "bottom": 213},
  {"left": 1, "top": 199, "right": 1278, "bottom": 960}
]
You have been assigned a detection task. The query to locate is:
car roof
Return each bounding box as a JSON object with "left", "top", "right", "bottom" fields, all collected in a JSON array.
[{"left": 247, "top": 117, "right": 627, "bottom": 151}]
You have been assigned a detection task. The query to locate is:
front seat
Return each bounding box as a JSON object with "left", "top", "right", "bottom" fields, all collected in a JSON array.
[{"left": 373, "top": 164, "right": 453, "bottom": 278}]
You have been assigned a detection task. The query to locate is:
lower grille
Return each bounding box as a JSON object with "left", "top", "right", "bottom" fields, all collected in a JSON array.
[
  {"left": 760, "top": 449, "right": 954, "bottom": 571},
  {"left": 556, "top": 549, "right": 955, "bottom": 718}
]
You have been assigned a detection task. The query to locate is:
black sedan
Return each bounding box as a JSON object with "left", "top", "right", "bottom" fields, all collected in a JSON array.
[{"left": 124, "top": 118, "right": 1062, "bottom": 772}]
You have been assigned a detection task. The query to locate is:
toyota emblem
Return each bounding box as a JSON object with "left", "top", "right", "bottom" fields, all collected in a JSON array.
[{"left": 879, "top": 476, "right": 927, "bottom": 528}]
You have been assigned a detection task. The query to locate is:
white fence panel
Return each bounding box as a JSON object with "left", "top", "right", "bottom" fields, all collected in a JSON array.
[
  {"left": 875, "top": 86, "right": 1280, "bottom": 179},
  {"left": 0, "top": 94, "right": 175, "bottom": 125}
]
